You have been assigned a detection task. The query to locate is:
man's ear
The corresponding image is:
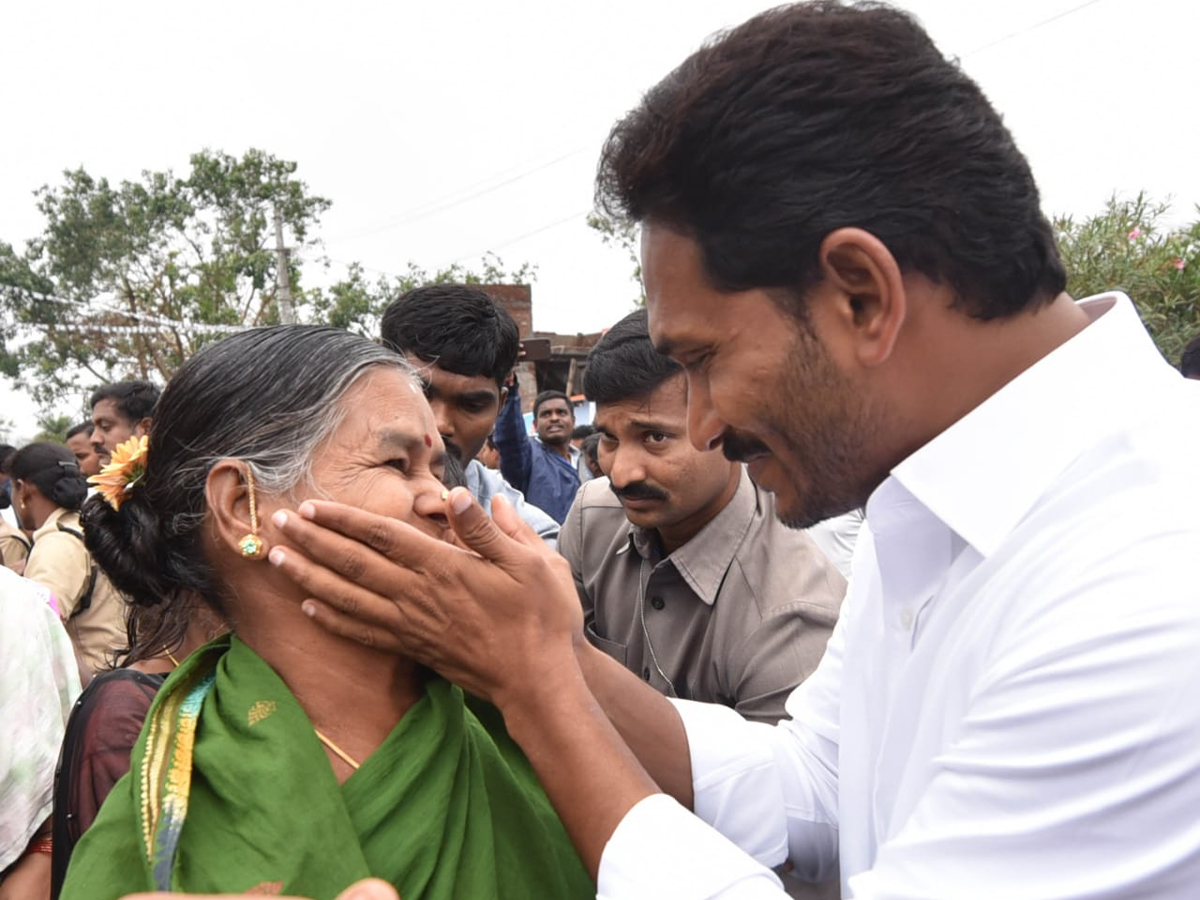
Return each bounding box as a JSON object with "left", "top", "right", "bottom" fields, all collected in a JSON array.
[
  {"left": 205, "top": 460, "right": 269, "bottom": 560},
  {"left": 135, "top": 417, "right": 153, "bottom": 438},
  {"left": 816, "top": 227, "right": 907, "bottom": 368}
]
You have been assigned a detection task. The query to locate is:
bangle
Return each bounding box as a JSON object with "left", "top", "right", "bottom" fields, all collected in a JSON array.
[{"left": 25, "top": 837, "right": 52, "bottom": 856}]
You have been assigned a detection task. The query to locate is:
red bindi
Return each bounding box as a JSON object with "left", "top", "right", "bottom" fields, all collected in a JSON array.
[{"left": 424, "top": 434, "right": 433, "bottom": 448}]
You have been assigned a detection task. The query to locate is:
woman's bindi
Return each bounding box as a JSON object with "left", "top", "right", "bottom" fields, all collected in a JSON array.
[{"left": 424, "top": 434, "right": 433, "bottom": 448}]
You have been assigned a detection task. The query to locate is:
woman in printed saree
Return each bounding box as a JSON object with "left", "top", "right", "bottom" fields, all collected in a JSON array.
[{"left": 61, "top": 326, "right": 592, "bottom": 900}]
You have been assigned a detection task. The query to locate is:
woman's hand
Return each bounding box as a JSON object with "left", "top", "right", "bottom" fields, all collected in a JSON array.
[
  {"left": 120, "top": 878, "right": 398, "bottom": 900},
  {"left": 268, "top": 490, "right": 584, "bottom": 711}
]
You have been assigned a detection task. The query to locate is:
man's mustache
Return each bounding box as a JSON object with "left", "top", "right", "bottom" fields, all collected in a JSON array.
[
  {"left": 722, "top": 430, "right": 770, "bottom": 464},
  {"left": 609, "top": 480, "right": 669, "bottom": 503},
  {"left": 443, "top": 438, "right": 463, "bottom": 463}
]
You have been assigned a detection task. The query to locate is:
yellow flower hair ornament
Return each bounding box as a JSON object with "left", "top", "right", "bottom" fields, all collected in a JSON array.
[{"left": 89, "top": 435, "right": 149, "bottom": 511}]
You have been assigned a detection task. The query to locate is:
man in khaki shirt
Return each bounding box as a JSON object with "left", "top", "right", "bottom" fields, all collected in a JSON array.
[{"left": 558, "top": 310, "right": 846, "bottom": 724}]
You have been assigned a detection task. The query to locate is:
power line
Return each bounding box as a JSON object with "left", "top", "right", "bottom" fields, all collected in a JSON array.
[
  {"left": 325, "top": 147, "right": 588, "bottom": 245},
  {"left": 444, "top": 208, "right": 590, "bottom": 268},
  {"left": 964, "top": 0, "right": 1108, "bottom": 57}
]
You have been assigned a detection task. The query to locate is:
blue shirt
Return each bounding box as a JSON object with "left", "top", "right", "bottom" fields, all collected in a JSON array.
[{"left": 493, "top": 386, "right": 582, "bottom": 524}]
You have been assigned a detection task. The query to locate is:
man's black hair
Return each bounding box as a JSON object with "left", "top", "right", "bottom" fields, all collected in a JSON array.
[
  {"left": 533, "top": 390, "right": 573, "bottom": 419},
  {"left": 380, "top": 285, "right": 520, "bottom": 389},
  {"left": 89, "top": 380, "right": 160, "bottom": 425},
  {"left": 0, "top": 445, "right": 15, "bottom": 476},
  {"left": 582, "top": 432, "right": 602, "bottom": 466},
  {"left": 1180, "top": 334, "right": 1200, "bottom": 377},
  {"left": 66, "top": 421, "right": 95, "bottom": 441},
  {"left": 595, "top": 1, "right": 1067, "bottom": 321},
  {"left": 571, "top": 424, "right": 596, "bottom": 441},
  {"left": 583, "top": 309, "right": 683, "bottom": 404}
]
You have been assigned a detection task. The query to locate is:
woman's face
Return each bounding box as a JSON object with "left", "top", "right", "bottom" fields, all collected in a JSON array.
[{"left": 301, "top": 367, "right": 451, "bottom": 541}]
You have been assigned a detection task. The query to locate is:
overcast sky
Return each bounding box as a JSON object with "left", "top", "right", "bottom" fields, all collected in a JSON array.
[{"left": 2, "top": 0, "right": 1197, "bottom": 437}]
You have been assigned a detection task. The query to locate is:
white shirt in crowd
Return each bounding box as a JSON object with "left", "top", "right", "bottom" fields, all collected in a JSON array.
[{"left": 598, "top": 293, "right": 1200, "bottom": 900}]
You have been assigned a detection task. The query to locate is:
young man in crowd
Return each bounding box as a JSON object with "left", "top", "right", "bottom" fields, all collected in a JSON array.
[
  {"left": 89, "top": 380, "right": 159, "bottom": 467},
  {"left": 269, "top": 3, "right": 1200, "bottom": 899},
  {"left": 579, "top": 432, "right": 603, "bottom": 480},
  {"left": 379, "top": 284, "right": 560, "bottom": 545},
  {"left": 64, "top": 422, "right": 102, "bottom": 478},
  {"left": 570, "top": 424, "right": 597, "bottom": 483},
  {"left": 559, "top": 309, "right": 844, "bottom": 724},
  {"left": 494, "top": 387, "right": 583, "bottom": 524}
]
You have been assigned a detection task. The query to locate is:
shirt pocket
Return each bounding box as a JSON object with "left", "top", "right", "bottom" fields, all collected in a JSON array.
[{"left": 585, "top": 622, "right": 628, "bottom": 667}]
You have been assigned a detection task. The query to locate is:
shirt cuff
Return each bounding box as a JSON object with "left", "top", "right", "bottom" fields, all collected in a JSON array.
[
  {"left": 673, "top": 698, "right": 790, "bottom": 865},
  {"left": 598, "top": 793, "right": 784, "bottom": 900}
]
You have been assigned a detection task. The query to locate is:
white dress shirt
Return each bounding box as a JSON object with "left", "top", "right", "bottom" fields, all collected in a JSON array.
[{"left": 598, "top": 293, "right": 1200, "bottom": 900}]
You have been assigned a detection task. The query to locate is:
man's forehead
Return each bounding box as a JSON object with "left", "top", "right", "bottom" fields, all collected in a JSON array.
[
  {"left": 91, "top": 398, "right": 123, "bottom": 423},
  {"left": 595, "top": 379, "right": 686, "bottom": 430},
  {"left": 404, "top": 354, "right": 497, "bottom": 394}
]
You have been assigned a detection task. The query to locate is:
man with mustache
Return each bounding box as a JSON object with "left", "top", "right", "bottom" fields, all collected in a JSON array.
[
  {"left": 379, "top": 284, "right": 559, "bottom": 545},
  {"left": 89, "top": 380, "right": 159, "bottom": 468},
  {"left": 559, "top": 310, "right": 844, "bottom": 725}
]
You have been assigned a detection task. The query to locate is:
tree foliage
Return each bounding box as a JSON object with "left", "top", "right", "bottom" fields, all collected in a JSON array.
[
  {"left": 0, "top": 149, "right": 330, "bottom": 405},
  {"left": 1054, "top": 194, "right": 1200, "bottom": 366},
  {"left": 34, "top": 413, "right": 74, "bottom": 443},
  {"left": 310, "top": 253, "right": 537, "bottom": 339},
  {"left": 587, "top": 211, "right": 643, "bottom": 306},
  {"left": 0, "top": 151, "right": 537, "bottom": 414}
]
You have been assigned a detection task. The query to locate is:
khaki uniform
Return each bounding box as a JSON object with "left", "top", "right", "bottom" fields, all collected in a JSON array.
[
  {"left": 0, "top": 519, "right": 31, "bottom": 571},
  {"left": 25, "top": 507, "right": 128, "bottom": 675},
  {"left": 559, "top": 468, "right": 846, "bottom": 725}
]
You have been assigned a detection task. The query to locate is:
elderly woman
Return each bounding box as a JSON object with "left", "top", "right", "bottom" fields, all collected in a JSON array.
[{"left": 61, "top": 327, "right": 591, "bottom": 900}]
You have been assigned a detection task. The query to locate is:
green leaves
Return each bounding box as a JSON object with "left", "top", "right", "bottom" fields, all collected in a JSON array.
[
  {"left": 0, "top": 149, "right": 330, "bottom": 405},
  {"left": 1055, "top": 193, "right": 1200, "bottom": 367}
]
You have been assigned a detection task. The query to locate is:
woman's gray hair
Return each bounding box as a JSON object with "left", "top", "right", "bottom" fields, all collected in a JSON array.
[{"left": 81, "top": 326, "right": 419, "bottom": 614}]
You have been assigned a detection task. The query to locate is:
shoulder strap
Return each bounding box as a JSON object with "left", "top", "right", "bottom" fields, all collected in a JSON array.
[{"left": 55, "top": 523, "right": 99, "bottom": 614}]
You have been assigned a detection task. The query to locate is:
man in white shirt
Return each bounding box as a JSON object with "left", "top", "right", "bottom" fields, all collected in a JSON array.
[{"left": 266, "top": 4, "right": 1200, "bottom": 899}]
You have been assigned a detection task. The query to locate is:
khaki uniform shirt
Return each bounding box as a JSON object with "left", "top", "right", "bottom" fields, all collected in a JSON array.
[
  {"left": 559, "top": 468, "right": 846, "bottom": 724},
  {"left": 25, "top": 508, "right": 127, "bottom": 675},
  {"left": 0, "top": 519, "right": 31, "bottom": 571}
]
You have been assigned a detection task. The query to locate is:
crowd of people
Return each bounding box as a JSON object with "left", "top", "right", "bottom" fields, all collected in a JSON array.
[{"left": 4, "top": 3, "right": 1200, "bottom": 900}]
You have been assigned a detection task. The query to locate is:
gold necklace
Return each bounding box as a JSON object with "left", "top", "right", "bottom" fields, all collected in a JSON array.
[{"left": 314, "top": 729, "right": 361, "bottom": 770}]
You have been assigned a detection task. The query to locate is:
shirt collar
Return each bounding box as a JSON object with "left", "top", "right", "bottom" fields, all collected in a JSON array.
[
  {"left": 534, "top": 435, "right": 581, "bottom": 463},
  {"left": 31, "top": 505, "right": 71, "bottom": 541},
  {"left": 625, "top": 467, "right": 758, "bottom": 605},
  {"left": 882, "top": 292, "right": 1171, "bottom": 558}
]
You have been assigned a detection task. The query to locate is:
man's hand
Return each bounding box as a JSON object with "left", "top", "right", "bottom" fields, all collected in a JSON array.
[
  {"left": 268, "top": 489, "right": 583, "bottom": 709},
  {"left": 121, "top": 878, "right": 397, "bottom": 900},
  {"left": 270, "top": 487, "right": 686, "bottom": 877}
]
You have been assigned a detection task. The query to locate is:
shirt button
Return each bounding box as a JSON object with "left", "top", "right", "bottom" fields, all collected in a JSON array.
[
  {"left": 642, "top": 667, "right": 651, "bottom": 681},
  {"left": 651, "top": 596, "right": 665, "bottom": 610},
  {"left": 900, "top": 610, "right": 914, "bottom": 630}
]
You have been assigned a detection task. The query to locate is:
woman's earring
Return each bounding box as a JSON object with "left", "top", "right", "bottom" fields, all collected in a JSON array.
[{"left": 239, "top": 467, "right": 266, "bottom": 560}]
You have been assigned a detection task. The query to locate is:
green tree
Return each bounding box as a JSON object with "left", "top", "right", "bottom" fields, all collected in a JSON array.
[
  {"left": 1055, "top": 194, "right": 1200, "bottom": 365},
  {"left": 587, "top": 211, "right": 643, "bottom": 306},
  {"left": 309, "top": 253, "right": 538, "bottom": 338},
  {"left": 0, "top": 149, "right": 330, "bottom": 405},
  {"left": 33, "top": 413, "right": 74, "bottom": 443}
]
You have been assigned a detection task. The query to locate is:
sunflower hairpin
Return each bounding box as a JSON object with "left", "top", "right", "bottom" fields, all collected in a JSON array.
[{"left": 89, "top": 435, "right": 149, "bottom": 511}]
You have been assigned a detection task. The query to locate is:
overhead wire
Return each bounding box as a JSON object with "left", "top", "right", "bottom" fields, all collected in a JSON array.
[
  {"left": 324, "top": 146, "right": 588, "bottom": 245},
  {"left": 962, "top": 0, "right": 1109, "bottom": 57}
]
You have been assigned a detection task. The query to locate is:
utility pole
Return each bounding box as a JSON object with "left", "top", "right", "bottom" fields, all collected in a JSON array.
[{"left": 273, "top": 202, "right": 296, "bottom": 324}]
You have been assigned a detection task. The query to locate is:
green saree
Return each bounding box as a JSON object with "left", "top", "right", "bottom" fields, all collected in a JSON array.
[{"left": 62, "top": 636, "right": 593, "bottom": 900}]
